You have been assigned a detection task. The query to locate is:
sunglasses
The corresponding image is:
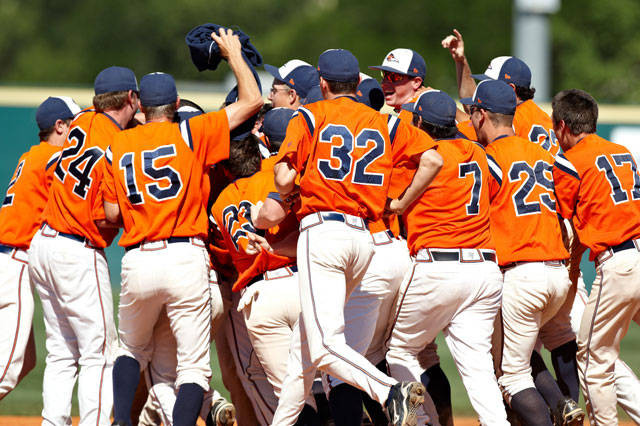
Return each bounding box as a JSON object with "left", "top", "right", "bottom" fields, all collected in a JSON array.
[{"left": 381, "top": 71, "right": 409, "bottom": 83}]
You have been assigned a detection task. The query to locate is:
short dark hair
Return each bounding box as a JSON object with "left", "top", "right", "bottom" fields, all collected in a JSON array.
[
  {"left": 142, "top": 103, "right": 177, "bottom": 121},
  {"left": 93, "top": 90, "right": 133, "bottom": 112},
  {"left": 38, "top": 118, "right": 72, "bottom": 141},
  {"left": 552, "top": 89, "right": 598, "bottom": 135},
  {"left": 178, "top": 98, "right": 205, "bottom": 113},
  {"left": 486, "top": 110, "right": 514, "bottom": 127},
  {"left": 325, "top": 79, "right": 358, "bottom": 95},
  {"left": 221, "top": 134, "right": 262, "bottom": 178},
  {"left": 515, "top": 85, "right": 535, "bottom": 101},
  {"left": 413, "top": 114, "right": 457, "bottom": 139}
]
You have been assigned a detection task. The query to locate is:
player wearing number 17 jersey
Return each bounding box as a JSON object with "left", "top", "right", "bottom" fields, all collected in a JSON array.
[
  {"left": 552, "top": 89, "right": 640, "bottom": 425},
  {"left": 28, "top": 67, "right": 139, "bottom": 426},
  {"left": 271, "top": 49, "right": 442, "bottom": 426},
  {"left": 385, "top": 90, "right": 507, "bottom": 425},
  {"left": 464, "top": 80, "right": 576, "bottom": 426}
]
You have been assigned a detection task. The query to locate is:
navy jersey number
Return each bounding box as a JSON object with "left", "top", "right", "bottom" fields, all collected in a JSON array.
[
  {"left": 317, "top": 125, "right": 386, "bottom": 186},
  {"left": 596, "top": 154, "right": 640, "bottom": 204},
  {"left": 528, "top": 124, "right": 557, "bottom": 152},
  {"left": 509, "top": 160, "right": 556, "bottom": 216},
  {"left": 119, "top": 145, "right": 183, "bottom": 204},
  {"left": 54, "top": 127, "right": 104, "bottom": 199},
  {"left": 459, "top": 162, "right": 482, "bottom": 215},
  {"left": 2, "top": 159, "right": 25, "bottom": 207},
  {"left": 222, "top": 200, "right": 256, "bottom": 251}
]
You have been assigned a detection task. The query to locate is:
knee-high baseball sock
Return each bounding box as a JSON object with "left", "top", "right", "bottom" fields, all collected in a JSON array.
[
  {"left": 329, "top": 383, "right": 363, "bottom": 426},
  {"left": 173, "top": 383, "right": 204, "bottom": 426},
  {"left": 550, "top": 340, "right": 580, "bottom": 402},
  {"left": 420, "top": 363, "right": 453, "bottom": 426},
  {"left": 294, "top": 404, "right": 322, "bottom": 426},
  {"left": 112, "top": 355, "right": 141, "bottom": 426},
  {"left": 361, "top": 390, "right": 388, "bottom": 426},
  {"left": 510, "top": 387, "right": 553, "bottom": 426},
  {"left": 531, "top": 350, "right": 564, "bottom": 409}
]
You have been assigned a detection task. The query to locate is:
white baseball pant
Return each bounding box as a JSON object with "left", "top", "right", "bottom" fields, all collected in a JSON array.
[
  {"left": 29, "top": 226, "right": 117, "bottom": 426},
  {"left": 386, "top": 248, "right": 507, "bottom": 426},
  {"left": 0, "top": 248, "right": 34, "bottom": 399},
  {"left": 117, "top": 239, "right": 212, "bottom": 392},
  {"left": 271, "top": 214, "right": 399, "bottom": 426},
  {"left": 325, "top": 234, "right": 410, "bottom": 391},
  {"left": 570, "top": 263, "right": 640, "bottom": 424},
  {"left": 239, "top": 266, "right": 301, "bottom": 398},
  {"left": 499, "top": 261, "right": 572, "bottom": 400},
  {"left": 225, "top": 290, "right": 278, "bottom": 425}
]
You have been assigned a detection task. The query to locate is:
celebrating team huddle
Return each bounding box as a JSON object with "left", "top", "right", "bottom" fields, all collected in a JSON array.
[{"left": 1, "top": 23, "right": 640, "bottom": 426}]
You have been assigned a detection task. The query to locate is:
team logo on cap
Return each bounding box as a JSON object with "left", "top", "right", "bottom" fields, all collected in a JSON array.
[
  {"left": 357, "top": 90, "right": 363, "bottom": 96},
  {"left": 504, "top": 73, "right": 511, "bottom": 80},
  {"left": 289, "top": 78, "right": 295, "bottom": 85},
  {"left": 386, "top": 53, "right": 399, "bottom": 64}
]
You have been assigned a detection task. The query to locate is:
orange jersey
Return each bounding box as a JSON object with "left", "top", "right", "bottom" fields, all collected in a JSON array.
[
  {"left": 211, "top": 169, "right": 297, "bottom": 292},
  {"left": 486, "top": 135, "right": 568, "bottom": 264},
  {"left": 403, "top": 137, "right": 493, "bottom": 255},
  {"left": 102, "top": 110, "right": 230, "bottom": 247},
  {"left": 553, "top": 134, "right": 640, "bottom": 259},
  {"left": 276, "top": 96, "right": 436, "bottom": 221},
  {"left": 457, "top": 120, "right": 478, "bottom": 141},
  {"left": 0, "top": 142, "right": 61, "bottom": 249},
  {"left": 513, "top": 100, "right": 560, "bottom": 157},
  {"left": 43, "top": 110, "right": 121, "bottom": 248},
  {"left": 260, "top": 155, "right": 278, "bottom": 172}
]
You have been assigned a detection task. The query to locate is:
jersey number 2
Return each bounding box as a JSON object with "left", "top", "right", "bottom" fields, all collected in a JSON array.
[
  {"left": 2, "top": 159, "right": 25, "bottom": 207},
  {"left": 317, "top": 125, "right": 385, "bottom": 186},
  {"left": 119, "top": 145, "right": 183, "bottom": 204}
]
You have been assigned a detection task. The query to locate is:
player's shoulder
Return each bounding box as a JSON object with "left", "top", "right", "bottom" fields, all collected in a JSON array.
[
  {"left": 27, "top": 141, "right": 61, "bottom": 168},
  {"left": 516, "top": 99, "right": 549, "bottom": 119}
]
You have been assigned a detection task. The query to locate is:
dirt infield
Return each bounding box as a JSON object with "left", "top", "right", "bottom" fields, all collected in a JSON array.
[{"left": 0, "top": 417, "right": 635, "bottom": 426}]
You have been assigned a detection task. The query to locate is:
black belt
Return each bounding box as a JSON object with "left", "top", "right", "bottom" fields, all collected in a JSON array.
[
  {"left": 0, "top": 244, "right": 15, "bottom": 254},
  {"left": 247, "top": 265, "right": 298, "bottom": 287},
  {"left": 500, "top": 259, "right": 565, "bottom": 271},
  {"left": 611, "top": 239, "right": 636, "bottom": 254},
  {"left": 428, "top": 250, "right": 496, "bottom": 263},
  {"left": 125, "top": 236, "right": 192, "bottom": 252},
  {"left": 41, "top": 222, "right": 91, "bottom": 245},
  {"left": 322, "top": 212, "right": 369, "bottom": 230}
]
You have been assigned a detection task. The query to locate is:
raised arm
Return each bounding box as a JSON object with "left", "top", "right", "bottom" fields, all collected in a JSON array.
[
  {"left": 214, "top": 28, "right": 263, "bottom": 130},
  {"left": 441, "top": 29, "right": 476, "bottom": 108}
]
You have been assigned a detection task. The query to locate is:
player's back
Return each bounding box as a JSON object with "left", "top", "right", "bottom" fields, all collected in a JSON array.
[
  {"left": 486, "top": 135, "right": 568, "bottom": 264},
  {"left": 211, "top": 169, "right": 297, "bottom": 291},
  {"left": 0, "top": 142, "right": 61, "bottom": 249},
  {"left": 404, "top": 137, "right": 493, "bottom": 254},
  {"left": 106, "top": 121, "right": 215, "bottom": 247},
  {"left": 43, "top": 110, "right": 119, "bottom": 248},
  {"left": 286, "top": 96, "right": 394, "bottom": 220},
  {"left": 514, "top": 99, "right": 560, "bottom": 157},
  {"left": 554, "top": 134, "right": 640, "bottom": 258}
]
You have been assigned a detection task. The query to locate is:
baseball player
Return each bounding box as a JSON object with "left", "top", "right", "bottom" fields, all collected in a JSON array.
[
  {"left": 462, "top": 80, "right": 578, "bottom": 425},
  {"left": 28, "top": 67, "right": 139, "bottom": 425},
  {"left": 385, "top": 89, "right": 507, "bottom": 426},
  {"left": 0, "top": 96, "right": 80, "bottom": 400},
  {"left": 270, "top": 48, "right": 442, "bottom": 426},
  {"left": 552, "top": 89, "right": 640, "bottom": 425},
  {"left": 441, "top": 29, "right": 560, "bottom": 157},
  {"left": 265, "top": 60, "right": 319, "bottom": 110},
  {"left": 103, "top": 29, "right": 262, "bottom": 426}
]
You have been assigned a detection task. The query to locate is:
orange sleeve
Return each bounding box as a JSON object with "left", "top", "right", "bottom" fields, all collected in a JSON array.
[
  {"left": 391, "top": 120, "right": 437, "bottom": 166},
  {"left": 275, "top": 111, "right": 312, "bottom": 173},
  {"left": 101, "top": 146, "right": 117, "bottom": 204},
  {"left": 188, "top": 110, "right": 231, "bottom": 167},
  {"left": 553, "top": 153, "right": 581, "bottom": 219}
]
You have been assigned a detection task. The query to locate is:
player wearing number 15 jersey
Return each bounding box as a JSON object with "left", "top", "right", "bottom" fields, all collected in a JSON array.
[
  {"left": 552, "top": 89, "right": 640, "bottom": 425},
  {"left": 464, "top": 80, "right": 576, "bottom": 426},
  {"left": 27, "top": 67, "right": 139, "bottom": 426},
  {"left": 385, "top": 90, "right": 507, "bottom": 425}
]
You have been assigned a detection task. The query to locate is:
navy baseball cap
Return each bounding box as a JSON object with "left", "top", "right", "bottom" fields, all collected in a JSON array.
[
  {"left": 302, "top": 85, "right": 323, "bottom": 104},
  {"left": 317, "top": 49, "right": 360, "bottom": 83},
  {"left": 402, "top": 90, "right": 456, "bottom": 127},
  {"left": 140, "top": 72, "right": 178, "bottom": 107},
  {"left": 35, "top": 96, "right": 81, "bottom": 130},
  {"left": 94, "top": 66, "right": 138, "bottom": 95},
  {"left": 471, "top": 56, "right": 531, "bottom": 88},
  {"left": 264, "top": 60, "right": 319, "bottom": 98},
  {"left": 355, "top": 73, "right": 384, "bottom": 111},
  {"left": 369, "top": 48, "right": 426, "bottom": 80},
  {"left": 262, "top": 107, "right": 295, "bottom": 142},
  {"left": 460, "top": 80, "right": 517, "bottom": 115}
]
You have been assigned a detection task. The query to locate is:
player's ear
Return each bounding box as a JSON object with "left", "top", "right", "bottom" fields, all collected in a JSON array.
[
  {"left": 411, "top": 77, "right": 423, "bottom": 90},
  {"left": 53, "top": 119, "right": 66, "bottom": 135},
  {"left": 176, "top": 96, "right": 181, "bottom": 109},
  {"left": 508, "top": 83, "right": 517, "bottom": 93},
  {"left": 288, "top": 89, "right": 297, "bottom": 104}
]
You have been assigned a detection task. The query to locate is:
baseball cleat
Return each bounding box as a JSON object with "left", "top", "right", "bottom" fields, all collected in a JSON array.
[
  {"left": 385, "top": 381, "right": 426, "bottom": 426},
  {"left": 210, "top": 397, "right": 236, "bottom": 426},
  {"left": 552, "top": 398, "right": 584, "bottom": 426}
]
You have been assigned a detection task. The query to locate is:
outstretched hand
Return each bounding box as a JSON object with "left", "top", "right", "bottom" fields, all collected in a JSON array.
[
  {"left": 245, "top": 231, "right": 273, "bottom": 255},
  {"left": 211, "top": 27, "right": 242, "bottom": 60},
  {"left": 441, "top": 29, "right": 465, "bottom": 62}
]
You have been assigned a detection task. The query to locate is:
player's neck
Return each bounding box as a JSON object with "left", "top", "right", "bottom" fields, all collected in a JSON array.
[
  {"left": 103, "top": 109, "right": 132, "bottom": 129},
  {"left": 145, "top": 116, "right": 172, "bottom": 124},
  {"left": 324, "top": 92, "right": 356, "bottom": 101},
  {"left": 486, "top": 126, "right": 515, "bottom": 143},
  {"left": 562, "top": 132, "right": 591, "bottom": 151}
]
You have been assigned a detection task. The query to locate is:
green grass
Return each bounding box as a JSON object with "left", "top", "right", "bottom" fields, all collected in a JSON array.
[{"left": 2, "top": 284, "right": 640, "bottom": 419}]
